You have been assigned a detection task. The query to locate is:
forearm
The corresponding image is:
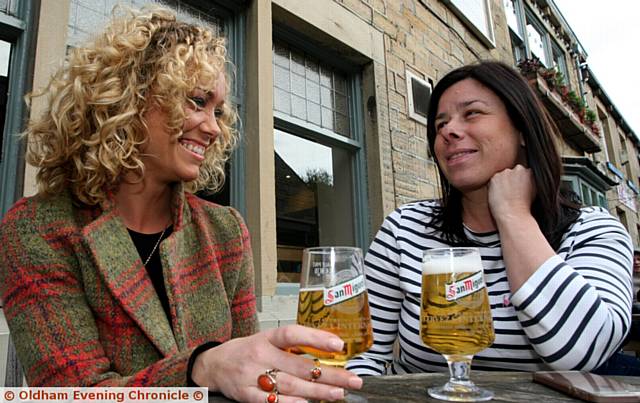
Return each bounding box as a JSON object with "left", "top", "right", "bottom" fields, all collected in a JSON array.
[{"left": 495, "top": 213, "right": 555, "bottom": 292}]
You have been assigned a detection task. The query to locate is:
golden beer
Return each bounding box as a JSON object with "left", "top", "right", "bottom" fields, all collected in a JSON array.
[
  {"left": 297, "top": 288, "right": 373, "bottom": 366},
  {"left": 420, "top": 269, "right": 494, "bottom": 356}
]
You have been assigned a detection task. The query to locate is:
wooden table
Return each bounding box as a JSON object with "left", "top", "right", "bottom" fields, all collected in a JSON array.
[{"left": 209, "top": 371, "right": 640, "bottom": 402}]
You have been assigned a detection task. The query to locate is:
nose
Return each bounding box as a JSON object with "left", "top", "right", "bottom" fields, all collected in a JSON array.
[
  {"left": 439, "top": 119, "right": 463, "bottom": 143},
  {"left": 199, "top": 110, "right": 221, "bottom": 140}
]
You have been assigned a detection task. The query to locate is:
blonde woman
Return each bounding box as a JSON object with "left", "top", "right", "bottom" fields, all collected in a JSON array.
[{"left": 0, "top": 7, "right": 362, "bottom": 402}]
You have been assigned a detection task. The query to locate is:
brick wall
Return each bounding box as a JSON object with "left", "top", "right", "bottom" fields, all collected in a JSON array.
[{"left": 334, "top": 0, "right": 514, "bottom": 209}]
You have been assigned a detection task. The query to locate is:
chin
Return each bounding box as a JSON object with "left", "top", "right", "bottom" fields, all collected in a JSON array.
[
  {"left": 448, "top": 178, "right": 487, "bottom": 193},
  {"left": 177, "top": 169, "right": 201, "bottom": 183}
]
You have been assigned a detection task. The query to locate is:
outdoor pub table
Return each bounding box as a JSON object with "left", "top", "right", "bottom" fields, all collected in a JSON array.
[{"left": 208, "top": 371, "right": 640, "bottom": 402}]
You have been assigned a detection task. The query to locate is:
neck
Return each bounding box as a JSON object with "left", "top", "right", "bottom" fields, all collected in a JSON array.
[
  {"left": 460, "top": 187, "right": 497, "bottom": 233},
  {"left": 115, "top": 177, "right": 173, "bottom": 233}
]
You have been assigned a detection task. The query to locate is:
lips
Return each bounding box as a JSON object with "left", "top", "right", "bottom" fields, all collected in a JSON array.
[{"left": 446, "top": 149, "right": 477, "bottom": 162}]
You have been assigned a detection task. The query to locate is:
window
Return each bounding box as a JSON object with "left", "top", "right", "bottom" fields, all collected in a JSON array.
[
  {"left": 526, "top": 13, "right": 549, "bottom": 66},
  {"left": 405, "top": 70, "right": 432, "bottom": 125},
  {"left": 562, "top": 176, "right": 607, "bottom": 208},
  {"left": 552, "top": 41, "right": 569, "bottom": 86},
  {"left": 273, "top": 42, "right": 351, "bottom": 137},
  {"left": 67, "top": 0, "right": 224, "bottom": 48},
  {"left": 504, "top": 0, "right": 520, "bottom": 34},
  {"left": 273, "top": 40, "right": 367, "bottom": 284},
  {"left": 617, "top": 208, "right": 629, "bottom": 231},
  {"left": 619, "top": 133, "right": 632, "bottom": 179},
  {"left": 443, "top": 0, "right": 495, "bottom": 46},
  {"left": 600, "top": 112, "right": 615, "bottom": 164},
  {"left": 562, "top": 157, "right": 615, "bottom": 210},
  {"left": 0, "top": 40, "right": 10, "bottom": 164},
  {"left": 503, "top": 0, "right": 526, "bottom": 63}
]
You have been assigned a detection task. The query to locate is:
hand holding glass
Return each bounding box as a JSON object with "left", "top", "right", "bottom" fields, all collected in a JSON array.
[
  {"left": 421, "top": 247, "right": 495, "bottom": 401},
  {"left": 296, "top": 247, "right": 373, "bottom": 366}
]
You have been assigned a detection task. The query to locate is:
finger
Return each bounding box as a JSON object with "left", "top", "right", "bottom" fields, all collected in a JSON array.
[
  {"left": 272, "top": 371, "right": 347, "bottom": 401},
  {"left": 267, "top": 352, "right": 363, "bottom": 390},
  {"left": 267, "top": 324, "right": 344, "bottom": 352}
]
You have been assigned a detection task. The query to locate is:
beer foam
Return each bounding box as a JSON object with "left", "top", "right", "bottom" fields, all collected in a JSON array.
[{"left": 422, "top": 254, "right": 481, "bottom": 274}]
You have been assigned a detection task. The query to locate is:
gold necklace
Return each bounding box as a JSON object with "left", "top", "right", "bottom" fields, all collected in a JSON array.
[{"left": 143, "top": 226, "right": 167, "bottom": 266}]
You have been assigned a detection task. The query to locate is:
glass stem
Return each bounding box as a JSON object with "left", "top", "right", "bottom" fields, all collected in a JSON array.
[{"left": 443, "top": 354, "right": 474, "bottom": 387}]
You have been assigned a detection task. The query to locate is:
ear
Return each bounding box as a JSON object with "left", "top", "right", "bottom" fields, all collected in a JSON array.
[{"left": 517, "top": 132, "right": 528, "bottom": 167}]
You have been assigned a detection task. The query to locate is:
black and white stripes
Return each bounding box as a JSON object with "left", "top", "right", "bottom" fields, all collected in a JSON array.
[{"left": 346, "top": 200, "right": 633, "bottom": 375}]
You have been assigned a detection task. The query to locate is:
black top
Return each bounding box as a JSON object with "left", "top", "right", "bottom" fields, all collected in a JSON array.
[{"left": 127, "top": 226, "right": 173, "bottom": 324}]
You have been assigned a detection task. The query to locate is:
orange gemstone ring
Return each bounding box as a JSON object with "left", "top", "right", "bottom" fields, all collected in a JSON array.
[
  {"left": 257, "top": 369, "right": 279, "bottom": 393},
  {"left": 266, "top": 392, "right": 279, "bottom": 403},
  {"left": 310, "top": 358, "right": 322, "bottom": 382}
]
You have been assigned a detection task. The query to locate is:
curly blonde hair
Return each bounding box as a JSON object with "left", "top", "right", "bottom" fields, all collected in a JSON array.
[{"left": 25, "top": 6, "right": 237, "bottom": 206}]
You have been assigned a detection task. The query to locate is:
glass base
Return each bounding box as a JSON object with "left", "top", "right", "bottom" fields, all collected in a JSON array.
[{"left": 428, "top": 381, "right": 493, "bottom": 402}]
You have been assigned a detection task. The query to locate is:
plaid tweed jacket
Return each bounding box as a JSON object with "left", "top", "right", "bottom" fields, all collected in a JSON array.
[{"left": 0, "top": 185, "right": 257, "bottom": 386}]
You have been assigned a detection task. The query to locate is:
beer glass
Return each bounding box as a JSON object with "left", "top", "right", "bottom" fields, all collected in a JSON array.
[
  {"left": 296, "top": 246, "right": 373, "bottom": 367},
  {"left": 421, "top": 247, "right": 495, "bottom": 402}
]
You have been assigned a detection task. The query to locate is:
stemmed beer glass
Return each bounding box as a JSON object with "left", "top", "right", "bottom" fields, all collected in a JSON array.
[
  {"left": 296, "top": 246, "right": 373, "bottom": 366},
  {"left": 421, "top": 247, "right": 495, "bottom": 402}
]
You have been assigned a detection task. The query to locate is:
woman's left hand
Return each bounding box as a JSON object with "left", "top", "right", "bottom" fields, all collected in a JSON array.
[{"left": 487, "top": 164, "right": 536, "bottom": 224}]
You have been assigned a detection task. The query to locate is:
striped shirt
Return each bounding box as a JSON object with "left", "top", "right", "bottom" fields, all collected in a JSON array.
[{"left": 346, "top": 200, "right": 633, "bottom": 375}]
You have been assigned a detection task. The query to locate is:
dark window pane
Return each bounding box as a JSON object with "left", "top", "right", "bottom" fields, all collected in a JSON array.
[
  {"left": 411, "top": 77, "right": 431, "bottom": 118},
  {"left": 0, "top": 40, "right": 10, "bottom": 164},
  {"left": 274, "top": 130, "right": 355, "bottom": 282}
]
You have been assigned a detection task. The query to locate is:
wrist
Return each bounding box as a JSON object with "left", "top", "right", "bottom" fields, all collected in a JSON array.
[
  {"left": 494, "top": 210, "right": 536, "bottom": 229},
  {"left": 188, "top": 341, "right": 222, "bottom": 388}
]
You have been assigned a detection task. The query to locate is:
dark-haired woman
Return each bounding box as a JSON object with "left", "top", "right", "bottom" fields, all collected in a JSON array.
[{"left": 346, "top": 61, "right": 633, "bottom": 375}]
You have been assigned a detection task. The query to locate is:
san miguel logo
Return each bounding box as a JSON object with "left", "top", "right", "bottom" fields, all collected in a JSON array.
[
  {"left": 445, "top": 271, "right": 485, "bottom": 301},
  {"left": 324, "top": 275, "right": 365, "bottom": 306}
]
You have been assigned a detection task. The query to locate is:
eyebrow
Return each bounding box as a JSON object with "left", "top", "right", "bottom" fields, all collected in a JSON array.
[
  {"left": 434, "top": 99, "right": 489, "bottom": 121},
  {"left": 193, "top": 87, "right": 215, "bottom": 96}
]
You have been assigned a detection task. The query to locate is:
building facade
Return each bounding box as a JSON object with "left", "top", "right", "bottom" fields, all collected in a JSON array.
[{"left": 0, "top": 0, "right": 639, "bottom": 384}]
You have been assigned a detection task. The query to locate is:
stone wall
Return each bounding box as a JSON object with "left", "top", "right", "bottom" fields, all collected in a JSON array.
[{"left": 334, "top": 0, "right": 515, "bottom": 209}]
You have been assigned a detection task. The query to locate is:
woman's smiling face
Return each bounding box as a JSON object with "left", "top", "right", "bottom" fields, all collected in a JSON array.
[
  {"left": 140, "top": 75, "right": 227, "bottom": 186},
  {"left": 433, "top": 78, "right": 524, "bottom": 193}
]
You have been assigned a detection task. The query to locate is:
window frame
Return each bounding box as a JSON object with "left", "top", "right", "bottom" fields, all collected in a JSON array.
[
  {"left": 0, "top": 2, "right": 38, "bottom": 217},
  {"left": 271, "top": 32, "right": 369, "bottom": 264}
]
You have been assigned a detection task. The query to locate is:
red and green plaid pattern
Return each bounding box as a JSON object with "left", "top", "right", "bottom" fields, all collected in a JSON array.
[{"left": 0, "top": 187, "right": 256, "bottom": 386}]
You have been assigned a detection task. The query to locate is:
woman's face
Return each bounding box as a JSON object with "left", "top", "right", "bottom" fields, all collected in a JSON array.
[
  {"left": 141, "top": 74, "right": 227, "bottom": 186},
  {"left": 433, "top": 78, "right": 524, "bottom": 193}
]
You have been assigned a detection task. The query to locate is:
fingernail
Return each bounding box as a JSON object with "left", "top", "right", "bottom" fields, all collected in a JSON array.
[
  {"left": 330, "top": 388, "right": 345, "bottom": 400},
  {"left": 329, "top": 338, "right": 344, "bottom": 351},
  {"left": 348, "top": 376, "right": 363, "bottom": 389}
]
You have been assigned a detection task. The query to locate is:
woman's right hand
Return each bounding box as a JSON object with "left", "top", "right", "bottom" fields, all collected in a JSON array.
[{"left": 191, "top": 324, "right": 363, "bottom": 402}]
